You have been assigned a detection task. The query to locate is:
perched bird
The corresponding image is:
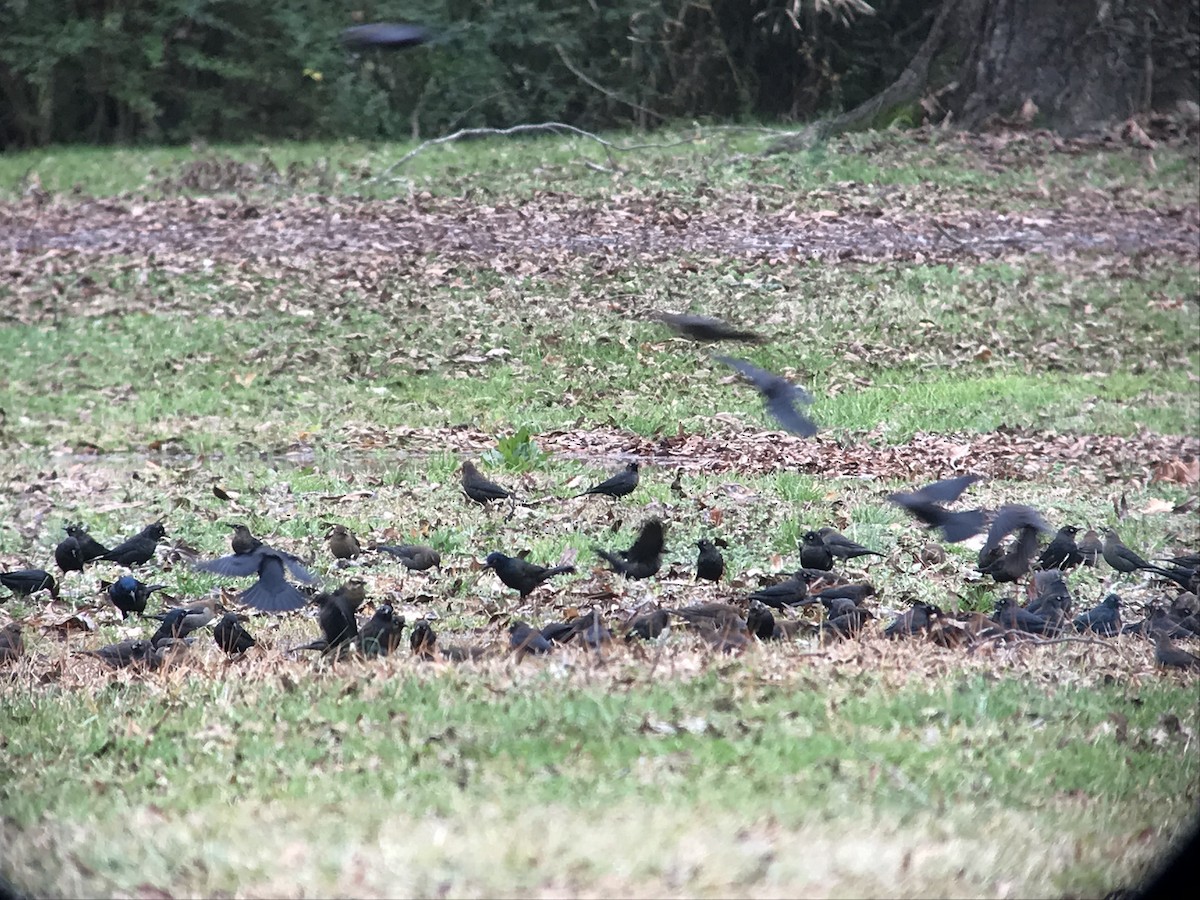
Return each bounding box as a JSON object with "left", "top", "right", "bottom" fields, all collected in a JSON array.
[
  {"left": 991, "top": 597, "right": 1056, "bottom": 635},
  {"left": 596, "top": 518, "right": 665, "bottom": 580},
  {"left": 149, "top": 608, "right": 192, "bottom": 646},
  {"left": 1073, "top": 594, "right": 1121, "bottom": 636},
  {"left": 97, "top": 521, "right": 166, "bottom": 567},
  {"left": 377, "top": 544, "right": 442, "bottom": 571},
  {"left": 888, "top": 476, "right": 985, "bottom": 543},
  {"left": 670, "top": 602, "right": 746, "bottom": 631},
  {"left": 1038, "top": 525, "right": 1083, "bottom": 571},
  {"left": 213, "top": 612, "right": 256, "bottom": 655},
  {"left": 713, "top": 355, "right": 817, "bottom": 437},
  {"left": 695, "top": 539, "right": 725, "bottom": 582},
  {"left": 1, "top": 569, "right": 59, "bottom": 600},
  {"left": 66, "top": 523, "right": 109, "bottom": 562},
  {"left": 509, "top": 621, "right": 553, "bottom": 657},
  {"left": 1077, "top": 529, "right": 1102, "bottom": 567},
  {"left": 748, "top": 570, "right": 813, "bottom": 609},
  {"left": 1120, "top": 607, "right": 1191, "bottom": 639},
  {"left": 574, "top": 462, "right": 640, "bottom": 499},
  {"left": 311, "top": 590, "right": 360, "bottom": 653},
  {"left": 227, "top": 524, "right": 264, "bottom": 556},
  {"left": 1101, "top": 529, "right": 1180, "bottom": 580},
  {"left": 81, "top": 639, "right": 154, "bottom": 668},
  {"left": 746, "top": 601, "right": 778, "bottom": 640},
  {"left": 460, "top": 461, "right": 514, "bottom": 505},
  {"left": 326, "top": 524, "right": 362, "bottom": 560},
  {"left": 819, "top": 595, "right": 862, "bottom": 618},
  {"left": 625, "top": 608, "right": 670, "bottom": 641},
  {"left": 196, "top": 548, "right": 315, "bottom": 613},
  {"left": 340, "top": 22, "right": 434, "bottom": 50},
  {"left": 799, "top": 530, "right": 834, "bottom": 571},
  {"left": 55, "top": 523, "right": 109, "bottom": 572},
  {"left": 817, "top": 527, "right": 883, "bottom": 561},
  {"left": 149, "top": 597, "right": 223, "bottom": 637},
  {"left": 810, "top": 583, "right": 875, "bottom": 606},
  {"left": 884, "top": 602, "right": 943, "bottom": 638},
  {"left": 649, "top": 311, "right": 765, "bottom": 344},
  {"left": 483, "top": 552, "right": 575, "bottom": 599},
  {"left": 105, "top": 575, "right": 165, "bottom": 619},
  {"left": 0, "top": 622, "right": 23, "bottom": 664},
  {"left": 358, "top": 605, "right": 406, "bottom": 657},
  {"left": 1154, "top": 631, "right": 1200, "bottom": 670},
  {"left": 410, "top": 619, "right": 486, "bottom": 662},
  {"left": 819, "top": 607, "right": 875, "bottom": 640}
]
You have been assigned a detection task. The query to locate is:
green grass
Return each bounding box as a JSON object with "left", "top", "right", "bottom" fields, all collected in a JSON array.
[{"left": 1, "top": 128, "right": 1198, "bottom": 897}]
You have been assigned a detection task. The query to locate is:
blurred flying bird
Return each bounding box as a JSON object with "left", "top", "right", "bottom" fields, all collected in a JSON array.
[
  {"left": 713, "top": 355, "right": 817, "bottom": 437},
  {"left": 596, "top": 518, "right": 665, "bottom": 580},
  {"left": 649, "top": 311, "right": 766, "bottom": 344}
]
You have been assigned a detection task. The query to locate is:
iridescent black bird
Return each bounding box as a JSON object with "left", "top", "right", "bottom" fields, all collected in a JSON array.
[
  {"left": 149, "top": 597, "right": 223, "bottom": 636},
  {"left": 105, "top": 575, "right": 165, "bottom": 619},
  {"left": 747, "top": 570, "right": 813, "bottom": 609},
  {"left": 713, "top": 355, "right": 817, "bottom": 437},
  {"left": 311, "top": 590, "right": 360, "bottom": 653},
  {"left": 650, "top": 311, "right": 766, "bottom": 344},
  {"left": 695, "top": 539, "right": 725, "bottom": 582},
  {"left": 214, "top": 612, "right": 256, "bottom": 655},
  {"left": 1073, "top": 594, "right": 1121, "bottom": 636},
  {"left": 358, "top": 605, "right": 406, "bottom": 657},
  {"left": 574, "top": 462, "right": 640, "bottom": 499},
  {"left": 625, "top": 608, "right": 670, "bottom": 641},
  {"left": 97, "top": 521, "right": 166, "bottom": 567},
  {"left": 1038, "top": 525, "right": 1083, "bottom": 571},
  {"left": 55, "top": 523, "right": 108, "bottom": 573},
  {"left": 196, "top": 547, "right": 316, "bottom": 613},
  {"left": 799, "top": 531, "right": 834, "bottom": 571},
  {"left": 2, "top": 569, "right": 58, "bottom": 600},
  {"left": 509, "top": 621, "right": 553, "bottom": 657},
  {"left": 884, "top": 602, "right": 942, "bottom": 638},
  {"left": 596, "top": 518, "right": 665, "bottom": 580},
  {"left": 484, "top": 552, "right": 576, "bottom": 599},
  {"left": 978, "top": 505, "right": 1051, "bottom": 584}
]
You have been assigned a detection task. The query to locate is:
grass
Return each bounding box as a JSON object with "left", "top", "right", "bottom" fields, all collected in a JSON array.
[{"left": 1, "top": 128, "right": 1198, "bottom": 897}]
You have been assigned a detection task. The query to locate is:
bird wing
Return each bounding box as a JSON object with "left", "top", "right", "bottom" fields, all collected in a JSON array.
[
  {"left": 913, "top": 474, "right": 983, "bottom": 504},
  {"left": 340, "top": 22, "right": 433, "bottom": 50},
  {"left": 981, "top": 505, "right": 1050, "bottom": 557},
  {"left": 624, "top": 519, "right": 665, "bottom": 563},
  {"left": 196, "top": 553, "right": 263, "bottom": 578},
  {"left": 764, "top": 392, "right": 818, "bottom": 437}
]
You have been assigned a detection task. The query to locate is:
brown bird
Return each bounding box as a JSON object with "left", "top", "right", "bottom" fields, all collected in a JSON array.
[
  {"left": 1154, "top": 631, "right": 1200, "bottom": 670},
  {"left": 1077, "top": 529, "right": 1102, "bottom": 567},
  {"left": 625, "top": 608, "right": 670, "bottom": 641},
  {"left": 0, "top": 622, "right": 23, "bottom": 664},
  {"left": 326, "top": 524, "right": 362, "bottom": 560},
  {"left": 460, "top": 461, "right": 515, "bottom": 505},
  {"left": 378, "top": 544, "right": 442, "bottom": 570}
]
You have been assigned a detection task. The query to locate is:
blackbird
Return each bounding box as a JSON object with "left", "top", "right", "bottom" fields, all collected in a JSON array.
[
  {"left": 1157, "top": 552, "right": 1200, "bottom": 569},
  {"left": 1038, "top": 525, "right": 1083, "bottom": 571},
  {"left": 596, "top": 518, "right": 665, "bottom": 580},
  {"left": 66, "top": 523, "right": 109, "bottom": 563},
  {"left": 819, "top": 607, "right": 874, "bottom": 640},
  {"left": 540, "top": 621, "right": 578, "bottom": 644},
  {"left": 884, "top": 602, "right": 943, "bottom": 638},
  {"left": 54, "top": 534, "right": 85, "bottom": 574},
  {"left": 575, "top": 462, "right": 640, "bottom": 499},
  {"left": 410, "top": 619, "right": 487, "bottom": 662},
  {"left": 312, "top": 591, "right": 359, "bottom": 652},
  {"left": 81, "top": 639, "right": 154, "bottom": 668},
  {"left": 340, "top": 22, "right": 434, "bottom": 50},
  {"left": 810, "top": 583, "right": 876, "bottom": 605},
  {"left": 799, "top": 530, "right": 834, "bottom": 571},
  {"left": 149, "top": 597, "right": 223, "bottom": 636},
  {"left": 0, "top": 622, "right": 23, "bottom": 664},
  {"left": 326, "top": 524, "right": 362, "bottom": 560},
  {"left": 695, "top": 538, "right": 725, "bottom": 582},
  {"left": 1026, "top": 569, "right": 1072, "bottom": 616},
  {"left": 887, "top": 477, "right": 985, "bottom": 543},
  {"left": 484, "top": 552, "right": 575, "bottom": 598},
  {"left": 817, "top": 527, "right": 883, "bottom": 561},
  {"left": 574, "top": 611, "right": 613, "bottom": 648},
  {"left": 819, "top": 595, "right": 861, "bottom": 618},
  {"left": 358, "top": 605, "right": 406, "bottom": 657},
  {"left": 746, "top": 601, "right": 778, "bottom": 640},
  {"left": 991, "top": 597, "right": 1056, "bottom": 635},
  {"left": 1154, "top": 631, "right": 1200, "bottom": 670},
  {"left": 227, "top": 524, "right": 264, "bottom": 556},
  {"left": 1072, "top": 594, "right": 1121, "bottom": 636},
  {"left": 2, "top": 569, "right": 59, "bottom": 600},
  {"left": 625, "top": 608, "right": 670, "bottom": 641},
  {"left": 713, "top": 355, "right": 817, "bottom": 437},
  {"left": 699, "top": 621, "right": 751, "bottom": 654},
  {"left": 509, "top": 621, "right": 553, "bottom": 657},
  {"left": 197, "top": 548, "right": 314, "bottom": 613},
  {"left": 105, "top": 575, "right": 165, "bottom": 619},
  {"left": 98, "top": 521, "right": 166, "bottom": 567},
  {"left": 747, "top": 570, "right": 813, "bottom": 609},
  {"left": 214, "top": 612, "right": 256, "bottom": 655},
  {"left": 978, "top": 527, "right": 1043, "bottom": 584},
  {"left": 1077, "top": 529, "right": 1102, "bottom": 567},
  {"left": 378, "top": 544, "right": 442, "bottom": 571},
  {"left": 980, "top": 505, "right": 1051, "bottom": 560},
  {"left": 149, "top": 608, "right": 193, "bottom": 646},
  {"left": 649, "top": 311, "right": 766, "bottom": 344},
  {"left": 460, "top": 461, "right": 514, "bottom": 504}
]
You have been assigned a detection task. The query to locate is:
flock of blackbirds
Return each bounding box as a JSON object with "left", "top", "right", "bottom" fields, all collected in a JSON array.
[{"left": 2, "top": 439, "right": 1199, "bottom": 674}]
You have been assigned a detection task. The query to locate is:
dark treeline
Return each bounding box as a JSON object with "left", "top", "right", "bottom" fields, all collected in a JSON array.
[{"left": 0, "top": 0, "right": 931, "bottom": 148}]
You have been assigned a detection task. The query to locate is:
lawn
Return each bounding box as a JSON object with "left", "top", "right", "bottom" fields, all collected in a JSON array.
[{"left": 1, "top": 125, "right": 1198, "bottom": 898}]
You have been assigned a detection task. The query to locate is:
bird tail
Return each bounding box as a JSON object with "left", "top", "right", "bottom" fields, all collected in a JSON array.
[
  {"left": 543, "top": 565, "right": 576, "bottom": 578},
  {"left": 940, "top": 509, "right": 986, "bottom": 543},
  {"left": 241, "top": 580, "right": 306, "bottom": 613},
  {"left": 595, "top": 549, "right": 624, "bottom": 570}
]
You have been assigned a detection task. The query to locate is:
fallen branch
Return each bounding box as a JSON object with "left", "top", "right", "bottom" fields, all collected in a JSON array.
[{"left": 554, "top": 44, "right": 664, "bottom": 124}]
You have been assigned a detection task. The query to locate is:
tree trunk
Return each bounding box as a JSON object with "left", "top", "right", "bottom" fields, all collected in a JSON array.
[{"left": 768, "top": 0, "right": 1198, "bottom": 150}]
